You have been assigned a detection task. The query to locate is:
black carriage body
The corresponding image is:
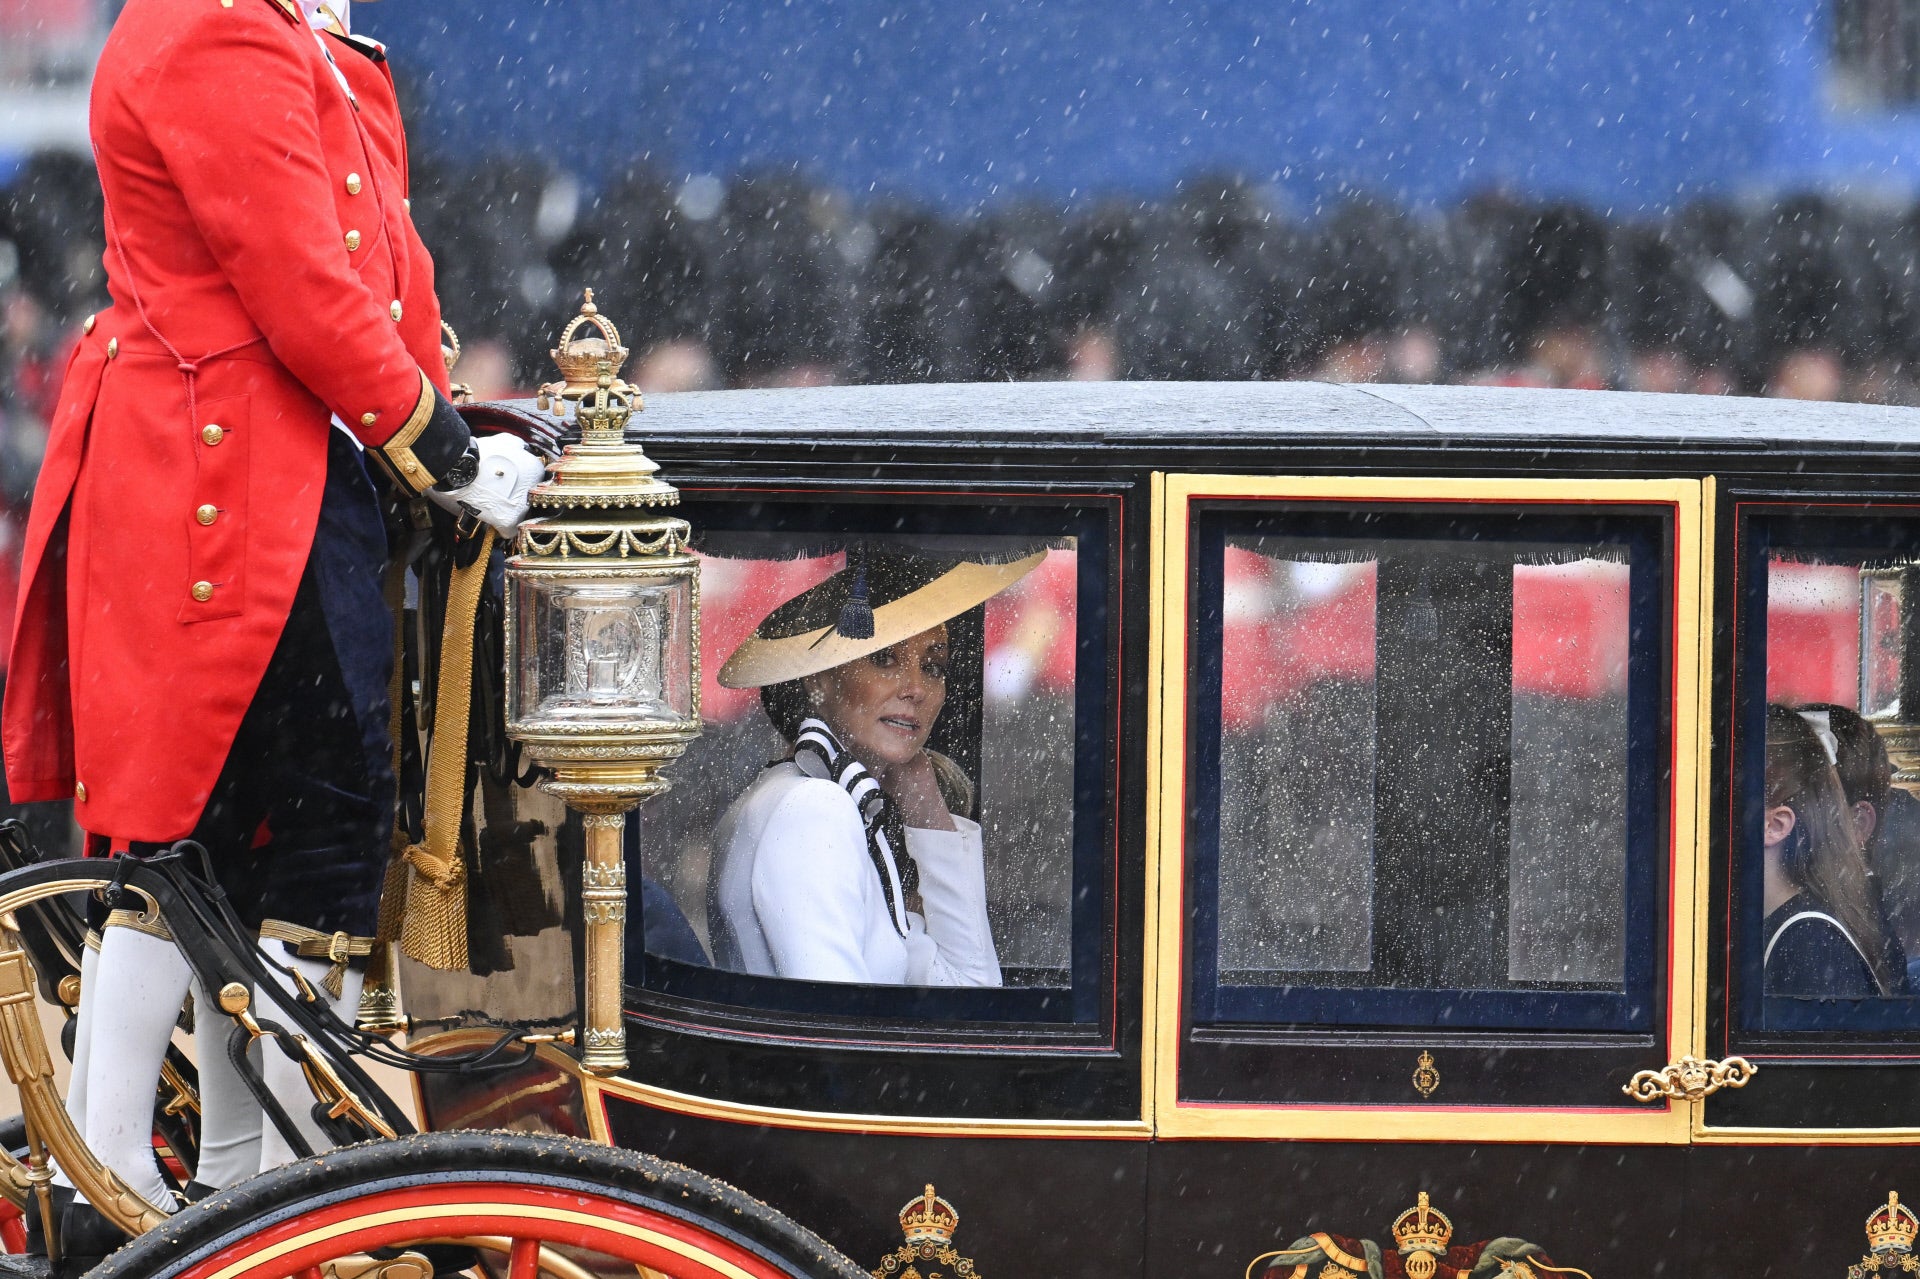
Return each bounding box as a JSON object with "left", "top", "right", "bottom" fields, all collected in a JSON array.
[{"left": 411, "top": 382, "right": 1920, "bottom": 1277}]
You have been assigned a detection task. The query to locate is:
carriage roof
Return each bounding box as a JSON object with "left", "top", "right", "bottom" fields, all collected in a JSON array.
[{"left": 637, "top": 380, "right": 1920, "bottom": 459}]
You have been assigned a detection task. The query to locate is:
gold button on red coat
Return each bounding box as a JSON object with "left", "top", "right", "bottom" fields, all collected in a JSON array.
[
  {"left": 360, "top": 411, "right": 377, "bottom": 427},
  {"left": 106, "top": 338, "right": 118, "bottom": 358},
  {"left": 201, "top": 424, "right": 224, "bottom": 446},
  {"left": 191, "top": 581, "right": 214, "bottom": 603},
  {"left": 195, "top": 504, "right": 218, "bottom": 526},
  {"left": 390, "top": 300, "right": 403, "bottom": 322},
  {"left": 344, "top": 230, "right": 361, "bottom": 252},
  {"left": 345, "top": 172, "right": 362, "bottom": 195},
  {"left": 74, "top": 783, "right": 87, "bottom": 803},
  {"left": 82, "top": 314, "right": 96, "bottom": 335}
]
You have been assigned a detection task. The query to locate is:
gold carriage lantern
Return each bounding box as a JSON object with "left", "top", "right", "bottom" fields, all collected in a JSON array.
[{"left": 505, "top": 291, "right": 701, "bottom": 1074}]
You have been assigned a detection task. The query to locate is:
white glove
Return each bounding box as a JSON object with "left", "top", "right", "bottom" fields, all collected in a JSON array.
[{"left": 426, "top": 433, "right": 546, "bottom": 536}]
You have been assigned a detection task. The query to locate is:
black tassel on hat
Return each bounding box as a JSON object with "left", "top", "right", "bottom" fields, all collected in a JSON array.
[{"left": 837, "top": 549, "right": 876, "bottom": 639}]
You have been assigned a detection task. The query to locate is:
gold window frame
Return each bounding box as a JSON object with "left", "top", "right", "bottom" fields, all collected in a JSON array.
[
  {"left": 1145, "top": 473, "right": 1712, "bottom": 1143},
  {"left": 1691, "top": 497, "right": 1920, "bottom": 1148}
]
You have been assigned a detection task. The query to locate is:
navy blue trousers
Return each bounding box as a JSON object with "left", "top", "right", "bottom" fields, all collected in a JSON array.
[{"left": 123, "top": 431, "right": 395, "bottom": 938}]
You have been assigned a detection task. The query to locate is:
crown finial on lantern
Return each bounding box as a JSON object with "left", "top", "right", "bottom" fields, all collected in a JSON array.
[
  {"left": 545, "top": 289, "right": 630, "bottom": 404},
  {"left": 525, "top": 288, "right": 677, "bottom": 509}
]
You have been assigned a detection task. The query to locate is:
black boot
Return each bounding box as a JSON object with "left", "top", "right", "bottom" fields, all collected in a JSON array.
[
  {"left": 53, "top": 1202, "right": 128, "bottom": 1279},
  {"left": 20, "top": 1185, "right": 71, "bottom": 1258}
]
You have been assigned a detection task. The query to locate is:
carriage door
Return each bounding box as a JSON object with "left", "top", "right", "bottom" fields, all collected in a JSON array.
[
  {"left": 1692, "top": 489, "right": 1920, "bottom": 1273},
  {"left": 1146, "top": 474, "right": 1708, "bottom": 1261}
]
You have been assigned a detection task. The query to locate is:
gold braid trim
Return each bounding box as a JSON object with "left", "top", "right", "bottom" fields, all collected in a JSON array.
[
  {"left": 102, "top": 908, "right": 171, "bottom": 943},
  {"left": 400, "top": 527, "right": 497, "bottom": 971},
  {"left": 258, "top": 920, "right": 375, "bottom": 1000},
  {"left": 370, "top": 372, "right": 442, "bottom": 495},
  {"left": 83, "top": 929, "right": 101, "bottom": 953}
]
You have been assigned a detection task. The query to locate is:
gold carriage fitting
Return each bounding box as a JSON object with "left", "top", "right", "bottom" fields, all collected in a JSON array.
[
  {"left": 872, "top": 1185, "right": 979, "bottom": 1279},
  {"left": 503, "top": 291, "right": 702, "bottom": 1074},
  {"left": 1245, "top": 1193, "right": 1593, "bottom": 1279},
  {"left": 1851, "top": 1192, "right": 1920, "bottom": 1277},
  {"left": 1392, "top": 1193, "right": 1452, "bottom": 1279}
]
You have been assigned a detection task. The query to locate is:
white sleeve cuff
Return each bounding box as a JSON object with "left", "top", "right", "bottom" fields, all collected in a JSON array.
[{"left": 906, "top": 819, "right": 1001, "bottom": 987}]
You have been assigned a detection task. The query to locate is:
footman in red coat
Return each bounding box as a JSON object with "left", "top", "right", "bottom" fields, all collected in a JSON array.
[{"left": 0, "top": 0, "right": 545, "bottom": 1253}]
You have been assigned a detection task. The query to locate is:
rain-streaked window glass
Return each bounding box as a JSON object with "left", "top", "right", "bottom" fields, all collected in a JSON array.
[
  {"left": 1741, "top": 512, "right": 1920, "bottom": 1034},
  {"left": 1190, "top": 505, "right": 1667, "bottom": 1032},
  {"left": 626, "top": 502, "right": 1108, "bottom": 1026}
]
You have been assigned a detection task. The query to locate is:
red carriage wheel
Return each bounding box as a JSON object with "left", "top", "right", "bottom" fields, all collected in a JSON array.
[
  {"left": 0, "top": 1116, "right": 29, "bottom": 1256},
  {"left": 90, "top": 1131, "right": 867, "bottom": 1279},
  {"left": 0, "top": 1203, "right": 24, "bottom": 1257}
]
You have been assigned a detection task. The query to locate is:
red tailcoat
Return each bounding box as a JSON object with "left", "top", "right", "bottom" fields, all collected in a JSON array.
[{"left": 2, "top": 0, "right": 453, "bottom": 840}]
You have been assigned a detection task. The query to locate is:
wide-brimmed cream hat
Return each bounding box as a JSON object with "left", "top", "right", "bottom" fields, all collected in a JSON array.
[{"left": 718, "top": 550, "right": 1047, "bottom": 689}]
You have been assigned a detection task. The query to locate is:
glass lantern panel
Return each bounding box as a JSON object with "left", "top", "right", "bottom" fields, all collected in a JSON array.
[{"left": 514, "top": 571, "right": 693, "bottom": 727}]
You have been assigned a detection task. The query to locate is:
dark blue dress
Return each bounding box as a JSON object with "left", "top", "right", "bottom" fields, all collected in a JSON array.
[{"left": 1764, "top": 891, "right": 1878, "bottom": 999}]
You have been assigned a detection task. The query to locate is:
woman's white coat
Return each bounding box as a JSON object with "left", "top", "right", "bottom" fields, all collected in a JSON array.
[{"left": 708, "top": 762, "right": 1002, "bottom": 986}]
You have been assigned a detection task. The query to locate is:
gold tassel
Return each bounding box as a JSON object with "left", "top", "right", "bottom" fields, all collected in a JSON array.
[
  {"left": 257, "top": 922, "right": 373, "bottom": 1002},
  {"left": 398, "top": 527, "right": 496, "bottom": 971},
  {"left": 399, "top": 840, "right": 468, "bottom": 971},
  {"left": 363, "top": 834, "right": 410, "bottom": 994}
]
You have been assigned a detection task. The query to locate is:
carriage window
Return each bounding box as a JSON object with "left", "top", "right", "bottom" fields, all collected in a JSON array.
[
  {"left": 625, "top": 501, "right": 1108, "bottom": 1027},
  {"left": 1189, "top": 505, "right": 1666, "bottom": 1032},
  {"left": 1738, "top": 511, "right": 1920, "bottom": 1035}
]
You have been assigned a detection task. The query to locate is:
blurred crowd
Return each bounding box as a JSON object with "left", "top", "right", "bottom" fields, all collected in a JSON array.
[
  {"left": 12, "top": 149, "right": 1920, "bottom": 446},
  {"left": 421, "top": 161, "right": 1920, "bottom": 405},
  {"left": 5, "top": 146, "right": 1920, "bottom": 847}
]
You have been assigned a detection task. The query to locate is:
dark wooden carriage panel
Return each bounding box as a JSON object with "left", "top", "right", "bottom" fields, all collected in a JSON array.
[
  {"left": 1144, "top": 1141, "right": 1689, "bottom": 1279},
  {"left": 604, "top": 1097, "right": 1152, "bottom": 1278},
  {"left": 1686, "top": 1144, "right": 1920, "bottom": 1274},
  {"left": 391, "top": 380, "right": 1920, "bottom": 1274}
]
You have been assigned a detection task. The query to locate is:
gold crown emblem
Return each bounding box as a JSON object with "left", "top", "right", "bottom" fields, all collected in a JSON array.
[
  {"left": 1868, "top": 1192, "right": 1919, "bottom": 1255},
  {"left": 898, "top": 1185, "right": 958, "bottom": 1247},
  {"left": 1392, "top": 1193, "right": 1454, "bottom": 1279}
]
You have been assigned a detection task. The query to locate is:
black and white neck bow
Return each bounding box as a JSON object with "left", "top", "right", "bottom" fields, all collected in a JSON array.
[{"left": 791, "top": 718, "right": 919, "bottom": 936}]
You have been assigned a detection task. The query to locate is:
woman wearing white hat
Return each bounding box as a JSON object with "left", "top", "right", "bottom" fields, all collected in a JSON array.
[{"left": 707, "top": 549, "right": 1044, "bottom": 986}]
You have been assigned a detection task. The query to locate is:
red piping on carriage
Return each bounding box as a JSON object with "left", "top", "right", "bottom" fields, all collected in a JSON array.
[
  {"left": 1170, "top": 493, "right": 1684, "bottom": 1126},
  {"left": 1723, "top": 500, "right": 1920, "bottom": 1065}
]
